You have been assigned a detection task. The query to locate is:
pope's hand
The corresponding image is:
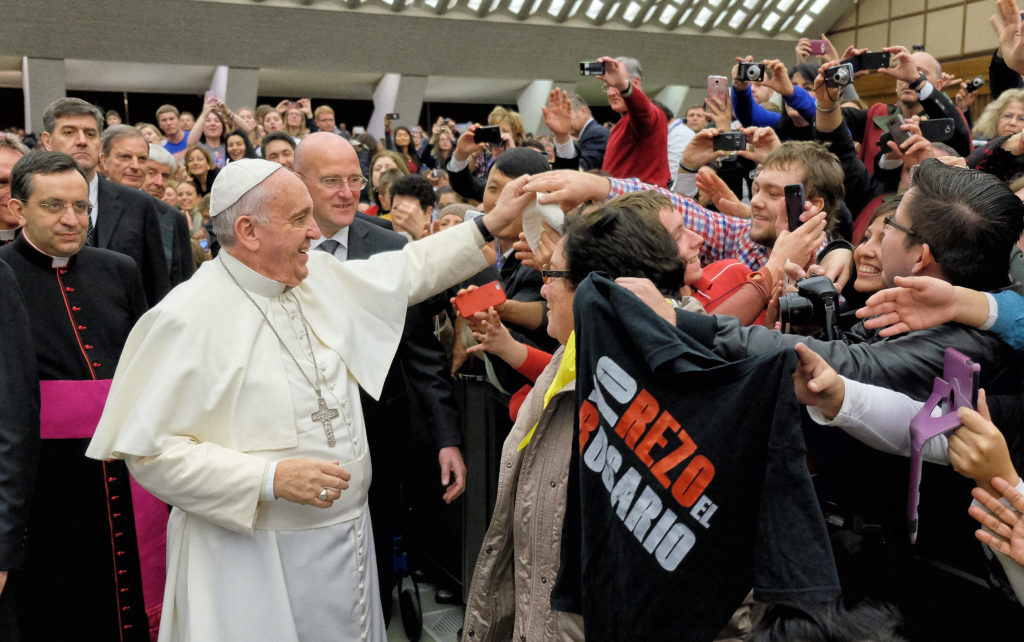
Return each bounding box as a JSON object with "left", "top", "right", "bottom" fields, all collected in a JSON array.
[
  {"left": 480, "top": 174, "right": 535, "bottom": 240},
  {"left": 274, "top": 458, "right": 351, "bottom": 507}
]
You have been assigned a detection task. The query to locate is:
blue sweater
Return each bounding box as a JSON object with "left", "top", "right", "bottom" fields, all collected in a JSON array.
[
  {"left": 992, "top": 290, "right": 1024, "bottom": 350},
  {"left": 731, "top": 85, "right": 817, "bottom": 128}
]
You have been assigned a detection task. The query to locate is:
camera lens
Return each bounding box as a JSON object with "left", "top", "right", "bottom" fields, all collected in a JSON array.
[{"left": 779, "top": 293, "right": 815, "bottom": 327}]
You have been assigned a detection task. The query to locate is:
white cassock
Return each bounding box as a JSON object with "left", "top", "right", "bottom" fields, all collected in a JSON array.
[{"left": 87, "top": 222, "right": 488, "bottom": 642}]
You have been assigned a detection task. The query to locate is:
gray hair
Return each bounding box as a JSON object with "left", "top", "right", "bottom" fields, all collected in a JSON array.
[
  {"left": 616, "top": 57, "right": 643, "bottom": 80},
  {"left": 147, "top": 143, "right": 177, "bottom": 173},
  {"left": 211, "top": 175, "right": 275, "bottom": 249},
  {"left": 0, "top": 132, "right": 29, "bottom": 157},
  {"left": 101, "top": 124, "right": 147, "bottom": 156},
  {"left": 569, "top": 93, "right": 589, "bottom": 112},
  {"left": 42, "top": 98, "right": 104, "bottom": 135},
  {"left": 11, "top": 150, "right": 87, "bottom": 201}
]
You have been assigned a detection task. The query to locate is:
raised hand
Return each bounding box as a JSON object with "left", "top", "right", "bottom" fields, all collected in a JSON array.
[
  {"left": 696, "top": 167, "right": 749, "bottom": 219},
  {"left": 856, "top": 275, "right": 961, "bottom": 335},
  {"left": 991, "top": 0, "right": 1024, "bottom": 76},
  {"left": 543, "top": 88, "right": 574, "bottom": 142},
  {"left": 949, "top": 390, "right": 1020, "bottom": 494},
  {"left": 792, "top": 342, "right": 845, "bottom": 419},
  {"left": 970, "top": 475, "right": 1024, "bottom": 565}
]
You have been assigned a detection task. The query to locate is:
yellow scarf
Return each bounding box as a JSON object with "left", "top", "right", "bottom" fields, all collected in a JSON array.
[{"left": 518, "top": 331, "right": 576, "bottom": 451}]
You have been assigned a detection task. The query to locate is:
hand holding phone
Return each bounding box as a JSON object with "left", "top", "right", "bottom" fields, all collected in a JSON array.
[
  {"left": 785, "top": 184, "right": 806, "bottom": 232},
  {"left": 473, "top": 125, "right": 503, "bottom": 145},
  {"left": 808, "top": 40, "right": 827, "bottom": 56},
  {"left": 712, "top": 131, "right": 745, "bottom": 152},
  {"left": 707, "top": 75, "right": 728, "bottom": 105},
  {"left": 455, "top": 282, "right": 507, "bottom": 318}
]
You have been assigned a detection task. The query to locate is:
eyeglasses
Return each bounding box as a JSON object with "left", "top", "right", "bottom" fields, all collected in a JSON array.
[
  {"left": 298, "top": 174, "right": 367, "bottom": 191},
  {"left": 541, "top": 269, "right": 571, "bottom": 284},
  {"left": 883, "top": 214, "right": 920, "bottom": 241},
  {"left": 24, "top": 199, "right": 93, "bottom": 216}
]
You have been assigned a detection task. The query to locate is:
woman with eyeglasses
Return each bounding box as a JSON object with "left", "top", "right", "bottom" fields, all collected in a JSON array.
[
  {"left": 967, "top": 89, "right": 1024, "bottom": 181},
  {"left": 461, "top": 202, "right": 716, "bottom": 642}
]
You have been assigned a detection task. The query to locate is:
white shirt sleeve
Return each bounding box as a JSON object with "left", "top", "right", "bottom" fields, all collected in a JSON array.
[
  {"left": 447, "top": 155, "right": 470, "bottom": 173},
  {"left": 806, "top": 376, "right": 949, "bottom": 464},
  {"left": 554, "top": 138, "right": 577, "bottom": 159},
  {"left": 263, "top": 460, "right": 278, "bottom": 502},
  {"left": 672, "top": 170, "right": 698, "bottom": 197}
]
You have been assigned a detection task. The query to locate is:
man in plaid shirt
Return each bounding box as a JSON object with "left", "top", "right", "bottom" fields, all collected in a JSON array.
[{"left": 526, "top": 140, "right": 847, "bottom": 280}]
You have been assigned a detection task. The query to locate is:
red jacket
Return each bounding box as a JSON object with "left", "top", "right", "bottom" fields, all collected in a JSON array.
[{"left": 602, "top": 86, "right": 670, "bottom": 187}]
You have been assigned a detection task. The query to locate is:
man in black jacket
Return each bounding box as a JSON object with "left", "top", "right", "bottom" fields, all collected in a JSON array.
[
  {"left": 40, "top": 98, "right": 170, "bottom": 305},
  {"left": 99, "top": 125, "right": 194, "bottom": 288},
  {"left": 657, "top": 159, "right": 1024, "bottom": 638},
  {"left": 295, "top": 133, "right": 467, "bottom": 617},
  {"left": 0, "top": 259, "right": 39, "bottom": 642}
]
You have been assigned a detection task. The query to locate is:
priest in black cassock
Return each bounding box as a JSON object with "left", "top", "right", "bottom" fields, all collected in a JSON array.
[{"left": 0, "top": 151, "right": 167, "bottom": 641}]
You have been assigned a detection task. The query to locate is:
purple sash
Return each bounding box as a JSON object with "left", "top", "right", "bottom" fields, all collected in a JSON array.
[
  {"left": 39, "top": 379, "right": 112, "bottom": 439},
  {"left": 39, "top": 379, "right": 167, "bottom": 640}
]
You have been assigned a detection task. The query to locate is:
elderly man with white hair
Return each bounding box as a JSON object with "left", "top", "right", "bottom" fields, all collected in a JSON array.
[
  {"left": 88, "top": 154, "right": 533, "bottom": 641},
  {"left": 99, "top": 125, "right": 194, "bottom": 286}
]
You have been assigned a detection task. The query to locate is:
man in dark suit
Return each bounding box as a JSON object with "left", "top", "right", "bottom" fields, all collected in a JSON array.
[
  {"left": 295, "top": 132, "right": 467, "bottom": 618},
  {"left": 569, "top": 92, "right": 610, "bottom": 171},
  {"left": 98, "top": 125, "right": 194, "bottom": 288},
  {"left": 0, "top": 259, "right": 39, "bottom": 642},
  {"left": 0, "top": 133, "right": 28, "bottom": 246},
  {"left": 40, "top": 98, "right": 170, "bottom": 305},
  {"left": 143, "top": 144, "right": 195, "bottom": 284}
]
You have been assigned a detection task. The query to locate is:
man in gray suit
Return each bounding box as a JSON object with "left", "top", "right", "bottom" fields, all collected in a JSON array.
[
  {"left": 294, "top": 132, "right": 467, "bottom": 618},
  {"left": 569, "top": 93, "right": 609, "bottom": 171},
  {"left": 98, "top": 125, "right": 193, "bottom": 287}
]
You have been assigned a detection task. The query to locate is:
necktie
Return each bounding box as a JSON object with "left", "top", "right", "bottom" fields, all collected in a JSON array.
[
  {"left": 86, "top": 215, "right": 96, "bottom": 247},
  {"left": 316, "top": 239, "right": 340, "bottom": 256}
]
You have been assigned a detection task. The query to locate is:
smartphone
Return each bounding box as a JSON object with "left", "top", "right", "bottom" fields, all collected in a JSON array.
[
  {"left": 707, "top": 75, "right": 728, "bottom": 105},
  {"left": 966, "top": 76, "right": 985, "bottom": 93},
  {"left": 843, "top": 51, "right": 891, "bottom": 73},
  {"left": 386, "top": 112, "right": 400, "bottom": 120},
  {"left": 887, "top": 114, "right": 910, "bottom": 146},
  {"left": 808, "top": 39, "right": 827, "bottom": 56},
  {"left": 784, "top": 184, "right": 805, "bottom": 232},
  {"left": 712, "top": 131, "right": 745, "bottom": 151},
  {"left": 580, "top": 61, "right": 606, "bottom": 76},
  {"left": 198, "top": 239, "right": 209, "bottom": 250},
  {"left": 919, "top": 118, "right": 955, "bottom": 143},
  {"left": 205, "top": 90, "right": 217, "bottom": 102},
  {"left": 474, "top": 125, "right": 503, "bottom": 145},
  {"left": 455, "top": 281, "right": 507, "bottom": 318}
]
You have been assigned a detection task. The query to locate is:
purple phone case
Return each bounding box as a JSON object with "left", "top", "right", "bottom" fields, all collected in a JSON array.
[{"left": 906, "top": 348, "right": 979, "bottom": 543}]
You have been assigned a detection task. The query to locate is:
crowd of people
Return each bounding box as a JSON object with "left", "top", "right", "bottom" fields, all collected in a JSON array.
[{"left": 7, "top": 1, "right": 1024, "bottom": 640}]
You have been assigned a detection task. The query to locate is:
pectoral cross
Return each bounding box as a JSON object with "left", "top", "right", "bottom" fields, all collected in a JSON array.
[{"left": 311, "top": 396, "right": 340, "bottom": 447}]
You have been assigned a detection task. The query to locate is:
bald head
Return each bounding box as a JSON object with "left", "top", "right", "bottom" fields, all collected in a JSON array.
[
  {"left": 295, "top": 132, "right": 364, "bottom": 236},
  {"left": 911, "top": 51, "right": 941, "bottom": 85}
]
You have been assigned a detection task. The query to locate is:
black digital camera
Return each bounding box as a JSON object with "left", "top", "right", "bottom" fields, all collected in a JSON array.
[
  {"left": 779, "top": 275, "right": 843, "bottom": 341},
  {"left": 825, "top": 63, "right": 855, "bottom": 89},
  {"left": 737, "top": 62, "right": 765, "bottom": 83},
  {"left": 966, "top": 76, "right": 985, "bottom": 93}
]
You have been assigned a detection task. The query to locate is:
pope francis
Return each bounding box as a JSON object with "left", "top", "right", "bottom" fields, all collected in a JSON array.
[{"left": 87, "top": 157, "right": 532, "bottom": 641}]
